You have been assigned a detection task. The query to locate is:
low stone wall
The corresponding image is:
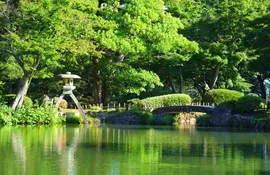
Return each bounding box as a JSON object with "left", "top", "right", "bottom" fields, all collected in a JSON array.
[{"left": 202, "top": 106, "right": 270, "bottom": 130}]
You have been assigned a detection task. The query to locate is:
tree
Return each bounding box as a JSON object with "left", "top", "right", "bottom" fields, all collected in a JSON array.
[
  {"left": 183, "top": 0, "right": 267, "bottom": 95},
  {"left": 245, "top": 12, "right": 270, "bottom": 97},
  {"left": 0, "top": 0, "right": 100, "bottom": 109},
  {"left": 99, "top": 0, "right": 198, "bottom": 96}
]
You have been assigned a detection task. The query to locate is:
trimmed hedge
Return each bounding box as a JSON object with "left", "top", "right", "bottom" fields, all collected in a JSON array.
[
  {"left": 203, "top": 89, "right": 244, "bottom": 105},
  {"left": 142, "top": 94, "right": 192, "bottom": 107},
  {"left": 233, "top": 96, "right": 264, "bottom": 113}
]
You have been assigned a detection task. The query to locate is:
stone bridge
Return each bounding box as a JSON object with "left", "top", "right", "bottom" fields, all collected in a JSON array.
[{"left": 152, "top": 105, "right": 215, "bottom": 114}]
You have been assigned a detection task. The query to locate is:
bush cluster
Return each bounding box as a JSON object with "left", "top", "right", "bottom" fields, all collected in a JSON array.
[
  {"left": 66, "top": 114, "right": 100, "bottom": 124},
  {"left": 154, "top": 114, "right": 177, "bottom": 125},
  {"left": 66, "top": 115, "right": 83, "bottom": 124},
  {"left": 23, "top": 96, "right": 33, "bottom": 106},
  {"left": 203, "top": 89, "right": 244, "bottom": 105},
  {"left": 233, "top": 95, "right": 264, "bottom": 113},
  {"left": 129, "top": 109, "right": 154, "bottom": 125},
  {"left": 142, "top": 94, "right": 192, "bottom": 107},
  {"left": 127, "top": 98, "right": 145, "bottom": 109},
  {"left": 0, "top": 105, "right": 13, "bottom": 125},
  {"left": 196, "top": 114, "right": 212, "bottom": 127},
  {"left": 0, "top": 105, "right": 64, "bottom": 125}
]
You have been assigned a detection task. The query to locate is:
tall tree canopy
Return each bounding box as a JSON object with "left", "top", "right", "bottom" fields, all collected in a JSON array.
[{"left": 0, "top": 0, "right": 269, "bottom": 107}]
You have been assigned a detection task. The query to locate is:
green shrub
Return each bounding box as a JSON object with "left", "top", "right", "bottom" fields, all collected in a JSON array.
[
  {"left": 154, "top": 114, "right": 176, "bottom": 125},
  {"left": 203, "top": 89, "right": 244, "bottom": 105},
  {"left": 66, "top": 115, "right": 83, "bottom": 124},
  {"left": 233, "top": 96, "right": 264, "bottom": 113},
  {"left": 196, "top": 114, "right": 212, "bottom": 127},
  {"left": 23, "top": 96, "right": 33, "bottom": 106},
  {"left": 129, "top": 109, "right": 154, "bottom": 125},
  {"left": 13, "top": 106, "right": 62, "bottom": 125},
  {"left": 127, "top": 98, "right": 145, "bottom": 109},
  {"left": 142, "top": 94, "right": 192, "bottom": 107},
  {"left": 0, "top": 105, "right": 13, "bottom": 125},
  {"left": 0, "top": 105, "right": 63, "bottom": 125}
]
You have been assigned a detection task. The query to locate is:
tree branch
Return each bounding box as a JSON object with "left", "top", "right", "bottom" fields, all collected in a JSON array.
[
  {"left": 0, "top": 48, "right": 15, "bottom": 56},
  {"left": 0, "top": 48, "right": 26, "bottom": 72}
]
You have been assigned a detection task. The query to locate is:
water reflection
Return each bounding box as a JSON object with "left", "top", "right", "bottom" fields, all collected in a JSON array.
[{"left": 0, "top": 125, "right": 270, "bottom": 175}]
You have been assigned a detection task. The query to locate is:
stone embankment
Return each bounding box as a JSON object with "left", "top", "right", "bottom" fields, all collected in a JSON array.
[{"left": 208, "top": 106, "right": 270, "bottom": 130}]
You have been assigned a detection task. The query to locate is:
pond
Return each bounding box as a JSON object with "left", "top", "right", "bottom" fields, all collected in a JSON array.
[{"left": 0, "top": 124, "right": 270, "bottom": 175}]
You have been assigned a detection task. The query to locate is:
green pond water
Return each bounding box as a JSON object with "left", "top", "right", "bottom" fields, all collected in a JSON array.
[{"left": 0, "top": 124, "right": 270, "bottom": 175}]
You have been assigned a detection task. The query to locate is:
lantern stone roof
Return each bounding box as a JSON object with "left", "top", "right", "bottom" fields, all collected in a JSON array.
[{"left": 58, "top": 72, "right": 81, "bottom": 79}]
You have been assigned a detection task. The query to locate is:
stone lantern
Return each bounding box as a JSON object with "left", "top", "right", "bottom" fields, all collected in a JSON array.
[{"left": 56, "top": 72, "right": 87, "bottom": 124}]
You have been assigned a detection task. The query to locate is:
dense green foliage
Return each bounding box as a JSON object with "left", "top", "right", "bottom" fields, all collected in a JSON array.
[
  {"left": 23, "top": 96, "right": 33, "bottom": 106},
  {"left": 66, "top": 115, "right": 83, "bottom": 124},
  {"left": 203, "top": 89, "right": 244, "bottom": 105},
  {"left": 142, "top": 94, "right": 192, "bottom": 107},
  {"left": 233, "top": 96, "right": 264, "bottom": 113},
  {"left": 0, "top": 0, "right": 269, "bottom": 110},
  {"left": 196, "top": 114, "right": 212, "bottom": 127},
  {"left": 0, "top": 105, "right": 63, "bottom": 125},
  {"left": 154, "top": 114, "right": 177, "bottom": 125},
  {"left": 0, "top": 105, "right": 13, "bottom": 125},
  {"left": 129, "top": 110, "right": 154, "bottom": 125},
  {"left": 66, "top": 114, "right": 100, "bottom": 124}
]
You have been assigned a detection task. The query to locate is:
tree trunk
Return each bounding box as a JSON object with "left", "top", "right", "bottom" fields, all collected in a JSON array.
[
  {"left": 11, "top": 75, "right": 31, "bottom": 110},
  {"left": 168, "top": 76, "right": 177, "bottom": 93},
  {"left": 92, "top": 57, "right": 101, "bottom": 104},
  {"left": 196, "top": 82, "right": 204, "bottom": 97},
  {"left": 257, "top": 74, "right": 266, "bottom": 99},
  {"left": 210, "top": 64, "right": 221, "bottom": 89},
  {"left": 101, "top": 80, "right": 110, "bottom": 105},
  {"left": 179, "top": 67, "right": 184, "bottom": 93}
]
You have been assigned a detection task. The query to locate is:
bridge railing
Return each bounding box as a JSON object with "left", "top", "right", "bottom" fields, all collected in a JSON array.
[
  {"left": 76, "top": 102, "right": 215, "bottom": 112},
  {"left": 142, "top": 103, "right": 215, "bottom": 111}
]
